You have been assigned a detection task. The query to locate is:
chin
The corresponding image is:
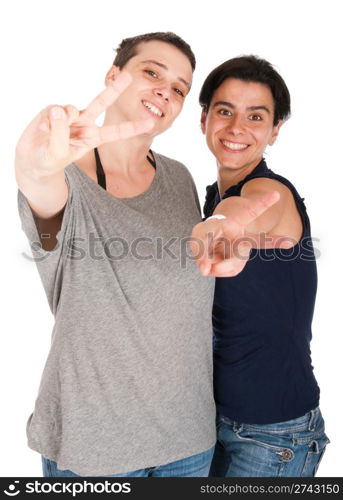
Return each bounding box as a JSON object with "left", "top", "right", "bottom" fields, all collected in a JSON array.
[{"left": 217, "top": 157, "right": 243, "bottom": 169}]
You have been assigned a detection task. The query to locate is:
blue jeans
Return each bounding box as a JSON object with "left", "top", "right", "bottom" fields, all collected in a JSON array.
[
  {"left": 210, "top": 407, "right": 329, "bottom": 477},
  {"left": 42, "top": 446, "right": 215, "bottom": 477}
]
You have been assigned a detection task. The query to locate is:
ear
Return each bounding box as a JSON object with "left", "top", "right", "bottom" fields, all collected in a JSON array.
[
  {"left": 268, "top": 120, "right": 283, "bottom": 146},
  {"left": 200, "top": 108, "right": 207, "bottom": 134},
  {"left": 104, "top": 65, "right": 120, "bottom": 86}
]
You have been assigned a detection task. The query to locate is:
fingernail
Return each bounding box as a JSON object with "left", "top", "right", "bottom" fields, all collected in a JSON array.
[{"left": 50, "top": 107, "right": 64, "bottom": 119}]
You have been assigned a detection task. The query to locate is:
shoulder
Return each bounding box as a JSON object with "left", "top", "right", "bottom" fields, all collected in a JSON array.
[
  {"left": 153, "top": 151, "right": 200, "bottom": 206},
  {"left": 242, "top": 176, "right": 293, "bottom": 201},
  {"left": 153, "top": 151, "right": 193, "bottom": 179}
]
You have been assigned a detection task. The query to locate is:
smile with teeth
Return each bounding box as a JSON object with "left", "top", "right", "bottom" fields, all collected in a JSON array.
[
  {"left": 221, "top": 140, "right": 249, "bottom": 151},
  {"left": 142, "top": 100, "right": 164, "bottom": 118}
]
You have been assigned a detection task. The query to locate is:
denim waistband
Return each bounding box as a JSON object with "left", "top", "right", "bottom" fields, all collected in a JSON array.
[{"left": 219, "top": 407, "right": 323, "bottom": 433}]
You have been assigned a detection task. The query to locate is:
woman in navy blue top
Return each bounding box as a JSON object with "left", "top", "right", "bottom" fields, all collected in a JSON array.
[{"left": 194, "top": 56, "right": 329, "bottom": 477}]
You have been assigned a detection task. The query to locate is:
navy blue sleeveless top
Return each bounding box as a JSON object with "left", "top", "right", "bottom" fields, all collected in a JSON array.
[{"left": 204, "top": 159, "right": 320, "bottom": 424}]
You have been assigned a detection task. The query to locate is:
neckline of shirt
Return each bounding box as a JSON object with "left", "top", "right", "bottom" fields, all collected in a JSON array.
[{"left": 70, "top": 151, "right": 162, "bottom": 203}]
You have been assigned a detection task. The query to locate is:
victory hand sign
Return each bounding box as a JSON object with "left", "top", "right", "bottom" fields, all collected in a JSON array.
[
  {"left": 15, "top": 71, "right": 153, "bottom": 217},
  {"left": 191, "top": 190, "right": 293, "bottom": 278}
]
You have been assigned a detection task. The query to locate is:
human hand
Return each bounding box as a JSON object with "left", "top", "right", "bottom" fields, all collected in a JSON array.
[
  {"left": 15, "top": 71, "right": 154, "bottom": 179},
  {"left": 190, "top": 191, "right": 292, "bottom": 277}
]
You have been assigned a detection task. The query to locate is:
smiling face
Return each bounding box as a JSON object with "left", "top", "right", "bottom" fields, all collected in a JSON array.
[
  {"left": 105, "top": 40, "right": 193, "bottom": 137},
  {"left": 201, "top": 78, "right": 282, "bottom": 175}
]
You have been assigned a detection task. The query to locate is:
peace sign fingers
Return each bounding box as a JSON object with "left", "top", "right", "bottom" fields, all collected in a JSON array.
[
  {"left": 97, "top": 119, "right": 155, "bottom": 144},
  {"left": 82, "top": 71, "right": 133, "bottom": 121}
]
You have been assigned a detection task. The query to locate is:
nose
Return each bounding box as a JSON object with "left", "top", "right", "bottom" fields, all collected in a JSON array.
[
  {"left": 153, "top": 86, "right": 170, "bottom": 102},
  {"left": 227, "top": 114, "right": 245, "bottom": 135}
]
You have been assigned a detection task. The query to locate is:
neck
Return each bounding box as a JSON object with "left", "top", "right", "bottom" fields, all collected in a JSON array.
[
  {"left": 97, "top": 138, "right": 153, "bottom": 175},
  {"left": 98, "top": 110, "right": 154, "bottom": 175},
  {"left": 217, "top": 159, "right": 263, "bottom": 197}
]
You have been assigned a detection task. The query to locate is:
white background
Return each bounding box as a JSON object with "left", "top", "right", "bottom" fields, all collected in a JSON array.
[{"left": 1, "top": 0, "right": 342, "bottom": 477}]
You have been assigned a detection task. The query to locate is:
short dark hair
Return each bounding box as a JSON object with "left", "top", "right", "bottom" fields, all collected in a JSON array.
[
  {"left": 113, "top": 32, "right": 196, "bottom": 72},
  {"left": 199, "top": 55, "right": 290, "bottom": 125}
]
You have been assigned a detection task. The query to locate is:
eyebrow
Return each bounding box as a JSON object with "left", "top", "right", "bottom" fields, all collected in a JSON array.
[
  {"left": 140, "top": 59, "right": 191, "bottom": 89},
  {"left": 213, "top": 101, "right": 271, "bottom": 114}
]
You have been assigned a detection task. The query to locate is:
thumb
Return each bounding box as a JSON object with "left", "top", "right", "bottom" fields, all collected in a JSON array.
[{"left": 48, "top": 106, "right": 69, "bottom": 158}]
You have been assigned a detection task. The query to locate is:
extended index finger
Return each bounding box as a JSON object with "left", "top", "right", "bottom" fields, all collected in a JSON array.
[
  {"left": 230, "top": 191, "right": 280, "bottom": 227},
  {"left": 82, "top": 71, "right": 132, "bottom": 121}
]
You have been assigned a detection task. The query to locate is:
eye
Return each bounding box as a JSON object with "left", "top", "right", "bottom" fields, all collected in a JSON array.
[
  {"left": 144, "top": 69, "right": 158, "bottom": 78},
  {"left": 249, "top": 114, "right": 262, "bottom": 121},
  {"left": 218, "top": 109, "right": 232, "bottom": 117},
  {"left": 174, "top": 88, "right": 185, "bottom": 98}
]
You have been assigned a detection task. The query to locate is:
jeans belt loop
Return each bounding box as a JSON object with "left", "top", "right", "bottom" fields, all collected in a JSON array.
[
  {"left": 308, "top": 409, "right": 316, "bottom": 431},
  {"left": 233, "top": 422, "right": 242, "bottom": 432}
]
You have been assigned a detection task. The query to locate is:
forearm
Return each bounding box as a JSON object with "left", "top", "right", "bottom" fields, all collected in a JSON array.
[{"left": 16, "top": 167, "right": 69, "bottom": 219}]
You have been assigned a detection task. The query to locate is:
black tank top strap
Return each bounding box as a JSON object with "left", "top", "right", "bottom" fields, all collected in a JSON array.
[
  {"left": 94, "top": 148, "right": 106, "bottom": 190},
  {"left": 147, "top": 150, "right": 156, "bottom": 169}
]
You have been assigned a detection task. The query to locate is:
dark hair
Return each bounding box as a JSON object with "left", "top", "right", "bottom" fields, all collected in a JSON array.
[
  {"left": 113, "top": 32, "right": 196, "bottom": 72},
  {"left": 199, "top": 55, "right": 290, "bottom": 125}
]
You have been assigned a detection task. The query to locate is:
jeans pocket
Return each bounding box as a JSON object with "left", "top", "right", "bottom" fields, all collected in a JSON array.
[
  {"left": 300, "top": 434, "right": 330, "bottom": 477},
  {"left": 236, "top": 429, "right": 295, "bottom": 459},
  {"left": 233, "top": 430, "right": 295, "bottom": 477}
]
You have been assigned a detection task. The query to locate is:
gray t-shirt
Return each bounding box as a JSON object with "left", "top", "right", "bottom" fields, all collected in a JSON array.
[{"left": 18, "top": 152, "right": 216, "bottom": 476}]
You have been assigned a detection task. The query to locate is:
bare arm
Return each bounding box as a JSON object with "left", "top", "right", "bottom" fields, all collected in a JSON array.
[{"left": 213, "top": 178, "right": 291, "bottom": 234}]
